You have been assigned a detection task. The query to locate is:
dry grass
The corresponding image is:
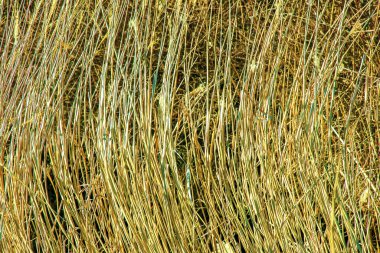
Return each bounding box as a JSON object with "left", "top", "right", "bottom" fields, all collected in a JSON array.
[{"left": 0, "top": 0, "right": 379, "bottom": 252}]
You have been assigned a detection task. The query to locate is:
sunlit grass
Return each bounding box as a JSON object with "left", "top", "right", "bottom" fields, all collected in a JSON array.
[{"left": 0, "top": 0, "right": 379, "bottom": 252}]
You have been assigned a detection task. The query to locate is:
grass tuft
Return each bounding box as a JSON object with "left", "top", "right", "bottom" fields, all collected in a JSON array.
[{"left": 0, "top": 0, "right": 379, "bottom": 252}]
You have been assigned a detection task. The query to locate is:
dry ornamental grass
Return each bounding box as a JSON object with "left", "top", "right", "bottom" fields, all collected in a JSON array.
[{"left": 0, "top": 0, "right": 379, "bottom": 252}]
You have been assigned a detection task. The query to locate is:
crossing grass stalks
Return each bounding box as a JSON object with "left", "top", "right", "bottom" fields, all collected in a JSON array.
[{"left": 0, "top": 0, "right": 379, "bottom": 252}]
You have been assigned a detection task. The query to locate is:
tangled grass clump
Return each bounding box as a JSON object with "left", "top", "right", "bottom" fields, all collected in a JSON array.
[{"left": 0, "top": 0, "right": 379, "bottom": 252}]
